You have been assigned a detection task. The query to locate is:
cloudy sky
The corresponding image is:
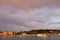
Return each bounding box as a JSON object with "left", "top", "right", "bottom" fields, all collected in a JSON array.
[{"left": 0, "top": 0, "right": 60, "bottom": 31}]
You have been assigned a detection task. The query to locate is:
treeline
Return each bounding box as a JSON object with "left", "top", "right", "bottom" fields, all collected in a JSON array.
[{"left": 16, "top": 29, "right": 60, "bottom": 35}]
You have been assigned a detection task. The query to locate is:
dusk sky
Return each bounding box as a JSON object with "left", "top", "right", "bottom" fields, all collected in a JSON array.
[{"left": 0, "top": 0, "right": 60, "bottom": 31}]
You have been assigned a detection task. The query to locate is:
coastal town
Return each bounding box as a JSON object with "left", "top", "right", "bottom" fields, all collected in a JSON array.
[{"left": 0, "top": 29, "right": 60, "bottom": 37}]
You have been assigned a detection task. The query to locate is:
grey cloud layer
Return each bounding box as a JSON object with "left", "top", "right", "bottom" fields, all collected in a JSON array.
[
  {"left": 0, "top": 6, "right": 39, "bottom": 31},
  {"left": 0, "top": 6, "right": 60, "bottom": 31},
  {"left": 33, "top": 8, "right": 60, "bottom": 23}
]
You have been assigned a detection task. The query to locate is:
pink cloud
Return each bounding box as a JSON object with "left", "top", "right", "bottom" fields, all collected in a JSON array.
[{"left": 0, "top": 0, "right": 60, "bottom": 31}]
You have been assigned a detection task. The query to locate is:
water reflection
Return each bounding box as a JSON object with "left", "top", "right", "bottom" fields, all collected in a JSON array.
[{"left": 0, "top": 34, "right": 60, "bottom": 40}]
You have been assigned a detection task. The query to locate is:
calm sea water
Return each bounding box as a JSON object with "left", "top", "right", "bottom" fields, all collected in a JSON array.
[{"left": 0, "top": 35, "right": 60, "bottom": 40}]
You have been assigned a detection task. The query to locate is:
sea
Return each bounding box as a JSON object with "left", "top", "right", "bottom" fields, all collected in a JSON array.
[{"left": 0, "top": 34, "right": 60, "bottom": 40}]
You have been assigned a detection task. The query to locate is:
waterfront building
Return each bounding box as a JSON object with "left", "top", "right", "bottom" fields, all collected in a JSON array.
[
  {"left": 37, "top": 34, "right": 47, "bottom": 37},
  {"left": 21, "top": 32, "right": 28, "bottom": 36}
]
